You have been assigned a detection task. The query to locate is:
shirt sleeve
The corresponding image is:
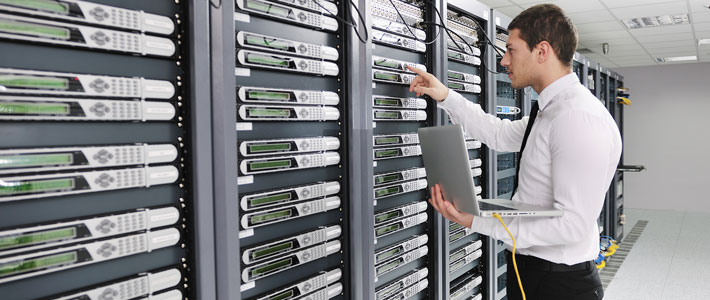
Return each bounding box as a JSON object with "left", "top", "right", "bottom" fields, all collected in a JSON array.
[
  {"left": 468, "top": 110, "right": 615, "bottom": 249},
  {"left": 438, "top": 89, "right": 528, "bottom": 152}
]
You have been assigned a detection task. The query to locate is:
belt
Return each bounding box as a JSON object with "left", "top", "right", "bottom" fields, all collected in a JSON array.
[{"left": 505, "top": 250, "right": 594, "bottom": 272}]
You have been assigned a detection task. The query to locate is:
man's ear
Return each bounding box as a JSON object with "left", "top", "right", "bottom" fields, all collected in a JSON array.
[{"left": 535, "top": 41, "right": 553, "bottom": 64}]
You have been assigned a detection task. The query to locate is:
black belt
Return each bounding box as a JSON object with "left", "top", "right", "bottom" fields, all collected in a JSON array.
[{"left": 505, "top": 250, "right": 594, "bottom": 272}]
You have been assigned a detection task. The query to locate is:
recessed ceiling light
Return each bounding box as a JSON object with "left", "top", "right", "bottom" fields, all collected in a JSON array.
[
  {"left": 622, "top": 14, "right": 690, "bottom": 29},
  {"left": 655, "top": 55, "right": 697, "bottom": 62},
  {"left": 699, "top": 39, "right": 710, "bottom": 46}
]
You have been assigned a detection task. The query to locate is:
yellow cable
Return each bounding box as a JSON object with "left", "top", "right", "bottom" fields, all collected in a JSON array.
[
  {"left": 493, "top": 213, "right": 526, "bottom": 300},
  {"left": 596, "top": 260, "right": 606, "bottom": 269}
]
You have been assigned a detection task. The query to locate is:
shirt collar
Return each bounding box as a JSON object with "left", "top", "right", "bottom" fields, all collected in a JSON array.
[{"left": 537, "top": 72, "right": 579, "bottom": 111}]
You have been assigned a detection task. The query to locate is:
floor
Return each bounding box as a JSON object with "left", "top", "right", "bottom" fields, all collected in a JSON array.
[{"left": 604, "top": 208, "right": 710, "bottom": 300}]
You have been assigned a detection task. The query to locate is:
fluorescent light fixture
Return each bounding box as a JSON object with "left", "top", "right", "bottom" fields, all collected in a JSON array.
[
  {"left": 622, "top": 14, "right": 690, "bottom": 29},
  {"left": 699, "top": 39, "right": 710, "bottom": 46},
  {"left": 655, "top": 55, "right": 697, "bottom": 62}
]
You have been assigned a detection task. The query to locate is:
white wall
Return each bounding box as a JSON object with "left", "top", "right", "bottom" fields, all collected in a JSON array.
[{"left": 615, "top": 62, "right": 710, "bottom": 212}]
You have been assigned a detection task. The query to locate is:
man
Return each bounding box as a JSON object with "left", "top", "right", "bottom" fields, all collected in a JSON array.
[{"left": 408, "top": 4, "right": 621, "bottom": 300}]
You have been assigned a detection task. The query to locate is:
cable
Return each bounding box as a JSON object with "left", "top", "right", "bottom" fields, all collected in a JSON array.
[
  {"left": 386, "top": 0, "right": 440, "bottom": 45},
  {"left": 493, "top": 213, "right": 526, "bottom": 300},
  {"left": 313, "top": 0, "right": 369, "bottom": 44}
]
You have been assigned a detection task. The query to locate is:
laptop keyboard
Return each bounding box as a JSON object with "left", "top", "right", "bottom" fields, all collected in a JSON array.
[{"left": 478, "top": 202, "right": 516, "bottom": 211}]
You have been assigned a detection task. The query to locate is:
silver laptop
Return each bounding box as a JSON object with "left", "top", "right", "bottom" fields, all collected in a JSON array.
[{"left": 418, "top": 125, "right": 563, "bottom": 217}]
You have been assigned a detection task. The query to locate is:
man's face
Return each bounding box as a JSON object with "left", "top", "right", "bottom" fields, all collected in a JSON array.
[{"left": 500, "top": 29, "right": 536, "bottom": 89}]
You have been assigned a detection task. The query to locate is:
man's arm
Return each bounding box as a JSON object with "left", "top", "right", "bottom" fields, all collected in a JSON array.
[
  {"left": 407, "top": 66, "right": 528, "bottom": 152},
  {"left": 432, "top": 111, "right": 619, "bottom": 248}
]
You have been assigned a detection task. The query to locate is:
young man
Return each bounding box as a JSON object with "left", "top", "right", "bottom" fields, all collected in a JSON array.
[{"left": 408, "top": 4, "right": 621, "bottom": 300}]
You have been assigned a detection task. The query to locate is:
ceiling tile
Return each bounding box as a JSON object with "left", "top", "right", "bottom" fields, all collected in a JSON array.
[
  {"left": 635, "top": 32, "right": 694, "bottom": 43},
  {"left": 616, "top": 61, "right": 658, "bottom": 66},
  {"left": 645, "top": 45, "right": 698, "bottom": 53},
  {"left": 601, "top": 0, "right": 686, "bottom": 9},
  {"left": 580, "top": 30, "right": 633, "bottom": 40},
  {"left": 609, "top": 2, "right": 689, "bottom": 19},
  {"left": 695, "top": 22, "right": 710, "bottom": 31},
  {"left": 691, "top": 11, "right": 710, "bottom": 23},
  {"left": 568, "top": 9, "right": 617, "bottom": 24},
  {"left": 642, "top": 40, "right": 697, "bottom": 47},
  {"left": 518, "top": 0, "right": 605, "bottom": 14},
  {"left": 628, "top": 24, "right": 693, "bottom": 36},
  {"left": 576, "top": 21, "right": 627, "bottom": 34},
  {"left": 697, "top": 30, "right": 710, "bottom": 38},
  {"left": 509, "top": 0, "right": 548, "bottom": 4},
  {"left": 580, "top": 38, "right": 640, "bottom": 46},
  {"left": 648, "top": 49, "right": 698, "bottom": 57},
  {"left": 602, "top": 43, "right": 645, "bottom": 51},
  {"left": 687, "top": 0, "right": 710, "bottom": 13},
  {"left": 494, "top": 5, "right": 524, "bottom": 19},
  {"left": 597, "top": 49, "right": 647, "bottom": 56},
  {"left": 477, "top": 0, "right": 515, "bottom": 8}
]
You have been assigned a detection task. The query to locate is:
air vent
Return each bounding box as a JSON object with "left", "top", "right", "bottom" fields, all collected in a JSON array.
[{"left": 577, "top": 48, "right": 593, "bottom": 54}]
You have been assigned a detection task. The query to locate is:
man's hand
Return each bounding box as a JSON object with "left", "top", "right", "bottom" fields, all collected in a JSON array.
[
  {"left": 428, "top": 184, "right": 474, "bottom": 228},
  {"left": 407, "top": 66, "right": 449, "bottom": 102}
]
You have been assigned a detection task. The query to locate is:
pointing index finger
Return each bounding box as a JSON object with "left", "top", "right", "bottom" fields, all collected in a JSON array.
[{"left": 407, "top": 65, "right": 430, "bottom": 77}]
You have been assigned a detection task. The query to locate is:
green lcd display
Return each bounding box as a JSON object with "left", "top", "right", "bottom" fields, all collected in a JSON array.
[
  {"left": 251, "top": 257, "right": 292, "bottom": 277},
  {"left": 248, "top": 90, "right": 292, "bottom": 101},
  {"left": 374, "top": 136, "right": 401, "bottom": 146},
  {"left": 375, "top": 173, "right": 402, "bottom": 185},
  {"left": 0, "top": 153, "right": 73, "bottom": 169},
  {"left": 448, "top": 71, "right": 464, "bottom": 80},
  {"left": 249, "top": 143, "right": 292, "bottom": 153},
  {"left": 0, "top": 178, "right": 75, "bottom": 196},
  {"left": 245, "top": 33, "right": 291, "bottom": 51},
  {"left": 448, "top": 82, "right": 464, "bottom": 89},
  {"left": 374, "top": 111, "right": 400, "bottom": 119},
  {"left": 250, "top": 192, "right": 292, "bottom": 207},
  {"left": 449, "top": 223, "right": 463, "bottom": 231},
  {"left": 0, "top": 251, "right": 77, "bottom": 278},
  {"left": 0, "top": 75, "right": 68, "bottom": 90},
  {"left": 376, "top": 247, "right": 401, "bottom": 263},
  {"left": 268, "top": 290, "right": 295, "bottom": 300},
  {"left": 377, "top": 283, "right": 401, "bottom": 298},
  {"left": 247, "top": 53, "right": 290, "bottom": 67},
  {"left": 246, "top": 0, "right": 292, "bottom": 18},
  {"left": 376, "top": 259, "right": 400, "bottom": 275},
  {"left": 450, "top": 259, "right": 464, "bottom": 271},
  {"left": 375, "top": 149, "right": 400, "bottom": 159},
  {"left": 374, "top": 98, "right": 401, "bottom": 107},
  {"left": 450, "top": 250, "right": 465, "bottom": 262},
  {"left": 375, "top": 186, "right": 402, "bottom": 197},
  {"left": 448, "top": 52, "right": 463, "bottom": 60},
  {"left": 376, "top": 223, "right": 401, "bottom": 237},
  {"left": 250, "top": 209, "right": 292, "bottom": 225},
  {"left": 374, "top": 72, "right": 400, "bottom": 81},
  {"left": 249, "top": 159, "right": 292, "bottom": 171},
  {"left": 0, "top": 102, "right": 70, "bottom": 115},
  {"left": 251, "top": 241, "right": 294, "bottom": 260},
  {"left": 248, "top": 107, "right": 291, "bottom": 118},
  {"left": 0, "top": 18, "right": 70, "bottom": 39},
  {"left": 375, "top": 211, "right": 400, "bottom": 223},
  {"left": 0, "top": 227, "right": 76, "bottom": 250},
  {"left": 375, "top": 59, "right": 401, "bottom": 69},
  {"left": 0, "top": 0, "right": 69, "bottom": 14},
  {"left": 449, "top": 231, "right": 465, "bottom": 242}
]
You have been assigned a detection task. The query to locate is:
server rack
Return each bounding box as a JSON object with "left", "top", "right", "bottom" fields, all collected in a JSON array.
[
  {"left": 0, "top": 1, "right": 203, "bottom": 299},
  {"left": 233, "top": 0, "right": 352, "bottom": 298},
  {"left": 573, "top": 52, "right": 586, "bottom": 85},
  {"left": 369, "top": 0, "right": 445, "bottom": 298},
  {"left": 440, "top": 2, "right": 490, "bottom": 300},
  {"left": 606, "top": 71, "right": 626, "bottom": 242},
  {"left": 598, "top": 65, "right": 610, "bottom": 236}
]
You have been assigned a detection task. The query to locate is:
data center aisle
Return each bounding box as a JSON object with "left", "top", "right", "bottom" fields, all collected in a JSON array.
[{"left": 604, "top": 208, "right": 710, "bottom": 300}]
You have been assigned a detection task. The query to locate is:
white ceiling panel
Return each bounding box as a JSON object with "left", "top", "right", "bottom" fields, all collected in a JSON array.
[
  {"left": 601, "top": 0, "right": 686, "bottom": 9},
  {"left": 642, "top": 39, "right": 697, "bottom": 47},
  {"left": 576, "top": 21, "right": 627, "bottom": 33},
  {"left": 635, "top": 32, "right": 694, "bottom": 43},
  {"left": 645, "top": 45, "right": 698, "bottom": 53},
  {"left": 508, "top": 0, "right": 548, "bottom": 4},
  {"left": 477, "top": 0, "right": 514, "bottom": 7},
  {"left": 695, "top": 22, "right": 710, "bottom": 31},
  {"left": 698, "top": 30, "right": 710, "bottom": 38},
  {"left": 687, "top": 0, "right": 710, "bottom": 12},
  {"left": 518, "top": 0, "right": 605, "bottom": 13},
  {"left": 580, "top": 38, "right": 640, "bottom": 46},
  {"left": 628, "top": 24, "right": 693, "bottom": 36},
  {"left": 648, "top": 50, "right": 698, "bottom": 57},
  {"left": 494, "top": 6, "right": 524, "bottom": 19},
  {"left": 580, "top": 30, "right": 633, "bottom": 40},
  {"left": 609, "top": 2, "right": 689, "bottom": 19},
  {"left": 568, "top": 9, "right": 617, "bottom": 24},
  {"left": 691, "top": 11, "right": 710, "bottom": 23}
]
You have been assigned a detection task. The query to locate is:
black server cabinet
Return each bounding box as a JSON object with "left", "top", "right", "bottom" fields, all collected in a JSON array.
[
  {"left": 440, "top": 1, "right": 489, "bottom": 300},
  {"left": 599, "top": 67, "right": 610, "bottom": 237},
  {"left": 0, "top": 1, "right": 196, "bottom": 299},
  {"left": 233, "top": 0, "right": 350, "bottom": 298},
  {"left": 606, "top": 72, "right": 626, "bottom": 242},
  {"left": 369, "top": 0, "right": 444, "bottom": 299}
]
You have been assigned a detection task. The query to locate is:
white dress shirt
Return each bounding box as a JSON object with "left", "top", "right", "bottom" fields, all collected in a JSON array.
[{"left": 438, "top": 73, "right": 622, "bottom": 265}]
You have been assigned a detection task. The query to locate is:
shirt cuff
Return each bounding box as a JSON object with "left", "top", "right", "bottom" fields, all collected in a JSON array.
[
  {"left": 437, "top": 88, "right": 465, "bottom": 112},
  {"left": 469, "top": 215, "right": 499, "bottom": 238}
]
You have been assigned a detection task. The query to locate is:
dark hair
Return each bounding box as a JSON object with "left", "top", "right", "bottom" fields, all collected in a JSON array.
[{"left": 508, "top": 4, "right": 578, "bottom": 67}]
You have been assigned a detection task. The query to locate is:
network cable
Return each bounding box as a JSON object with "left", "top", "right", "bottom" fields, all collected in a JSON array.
[
  {"left": 493, "top": 213, "right": 526, "bottom": 300},
  {"left": 313, "top": 0, "right": 369, "bottom": 43}
]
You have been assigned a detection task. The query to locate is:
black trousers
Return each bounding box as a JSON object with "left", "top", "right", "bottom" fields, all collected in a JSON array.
[{"left": 505, "top": 251, "right": 604, "bottom": 300}]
